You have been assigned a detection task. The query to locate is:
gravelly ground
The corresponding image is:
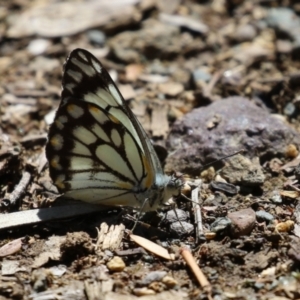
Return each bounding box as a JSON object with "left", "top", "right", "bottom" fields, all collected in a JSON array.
[{"left": 1, "top": 1, "right": 300, "bottom": 299}]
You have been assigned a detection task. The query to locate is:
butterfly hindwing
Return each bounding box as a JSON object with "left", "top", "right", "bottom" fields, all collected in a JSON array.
[
  {"left": 46, "top": 48, "right": 181, "bottom": 210},
  {"left": 46, "top": 49, "right": 162, "bottom": 206}
]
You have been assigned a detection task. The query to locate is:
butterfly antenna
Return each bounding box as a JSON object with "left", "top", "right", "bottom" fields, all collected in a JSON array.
[
  {"left": 201, "top": 149, "right": 245, "bottom": 169},
  {"left": 179, "top": 149, "right": 245, "bottom": 205}
]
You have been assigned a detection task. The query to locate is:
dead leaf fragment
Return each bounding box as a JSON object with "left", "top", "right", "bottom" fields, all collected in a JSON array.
[
  {"left": 96, "top": 223, "right": 125, "bottom": 251},
  {"left": 32, "top": 252, "right": 61, "bottom": 269},
  {"left": 130, "top": 234, "right": 175, "bottom": 260},
  {"left": 32, "top": 235, "right": 64, "bottom": 268},
  {"left": 0, "top": 238, "right": 23, "bottom": 257},
  {"left": 1, "top": 260, "right": 25, "bottom": 275},
  {"left": 280, "top": 190, "right": 299, "bottom": 199},
  {"left": 261, "top": 266, "right": 276, "bottom": 277}
]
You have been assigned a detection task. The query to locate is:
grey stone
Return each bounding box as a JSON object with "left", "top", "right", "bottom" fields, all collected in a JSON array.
[
  {"left": 256, "top": 210, "right": 274, "bottom": 223},
  {"left": 220, "top": 155, "right": 265, "bottom": 187},
  {"left": 210, "top": 217, "right": 231, "bottom": 233},
  {"left": 270, "top": 190, "right": 282, "bottom": 204},
  {"left": 266, "top": 8, "right": 300, "bottom": 52},
  {"left": 164, "top": 209, "right": 189, "bottom": 223},
  {"left": 87, "top": 30, "right": 106, "bottom": 46},
  {"left": 170, "top": 221, "right": 194, "bottom": 235},
  {"left": 138, "top": 271, "right": 167, "bottom": 286},
  {"left": 165, "top": 97, "right": 300, "bottom": 175}
]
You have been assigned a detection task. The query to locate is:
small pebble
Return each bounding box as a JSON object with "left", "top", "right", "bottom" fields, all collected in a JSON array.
[
  {"left": 162, "top": 276, "right": 178, "bottom": 288},
  {"left": 200, "top": 167, "right": 215, "bottom": 182},
  {"left": 266, "top": 8, "right": 300, "bottom": 36},
  {"left": 104, "top": 249, "right": 114, "bottom": 257},
  {"left": 275, "top": 220, "right": 294, "bottom": 233},
  {"left": 181, "top": 183, "right": 191, "bottom": 195},
  {"left": 270, "top": 190, "right": 282, "bottom": 204},
  {"left": 158, "top": 82, "right": 184, "bottom": 97},
  {"left": 205, "top": 232, "right": 216, "bottom": 240},
  {"left": 276, "top": 39, "right": 293, "bottom": 54},
  {"left": 49, "top": 265, "right": 67, "bottom": 277},
  {"left": 228, "top": 208, "right": 256, "bottom": 237},
  {"left": 235, "top": 24, "right": 256, "bottom": 42},
  {"left": 256, "top": 210, "right": 274, "bottom": 223},
  {"left": 87, "top": 30, "right": 106, "bottom": 45},
  {"left": 254, "top": 282, "right": 264, "bottom": 290},
  {"left": 148, "top": 281, "right": 165, "bottom": 293},
  {"left": 142, "top": 255, "right": 155, "bottom": 263},
  {"left": 106, "top": 256, "right": 125, "bottom": 272},
  {"left": 165, "top": 209, "right": 189, "bottom": 223},
  {"left": 27, "top": 39, "right": 50, "bottom": 55},
  {"left": 210, "top": 217, "right": 232, "bottom": 233},
  {"left": 133, "top": 287, "right": 156, "bottom": 296},
  {"left": 285, "top": 144, "right": 298, "bottom": 158},
  {"left": 31, "top": 269, "right": 52, "bottom": 292},
  {"left": 1, "top": 260, "right": 20, "bottom": 276},
  {"left": 284, "top": 102, "right": 297, "bottom": 117},
  {"left": 193, "top": 68, "right": 211, "bottom": 83},
  {"left": 210, "top": 181, "right": 239, "bottom": 195},
  {"left": 170, "top": 221, "right": 194, "bottom": 235},
  {"left": 140, "top": 271, "right": 167, "bottom": 286},
  {"left": 261, "top": 266, "right": 276, "bottom": 277}
]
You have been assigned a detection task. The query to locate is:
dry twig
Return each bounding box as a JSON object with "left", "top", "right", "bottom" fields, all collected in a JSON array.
[
  {"left": 191, "top": 180, "right": 203, "bottom": 243},
  {"left": 4, "top": 170, "right": 31, "bottom": 206},
  {"left": 180, "top": 247, "right": 212, "bottom": 299}
]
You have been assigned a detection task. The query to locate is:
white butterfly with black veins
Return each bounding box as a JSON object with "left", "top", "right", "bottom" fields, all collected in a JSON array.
[{"left": 46, "top": 48, "right": 182, "bottom": 211}]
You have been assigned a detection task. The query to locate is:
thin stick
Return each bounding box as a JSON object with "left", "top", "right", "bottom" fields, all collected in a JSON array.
[
  {"left": 4, "top": 171, "right": 31, "bottom": 206},
  {"left": 180, "top": 247, "right": 212, "bottom": 299},
  {"left": 123, "top": 214, "right": 168, "bottom": 235},
  {"left": 191, "top": 181, "right": 203, "bottom": 243},
  {"left": 0, "top": 203, "right": 108, "bottom": 230}
]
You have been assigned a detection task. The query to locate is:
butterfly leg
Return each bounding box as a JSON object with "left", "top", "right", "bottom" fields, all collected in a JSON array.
[{"left": 130, "top": 198, "right": 150, "bottom": 232}]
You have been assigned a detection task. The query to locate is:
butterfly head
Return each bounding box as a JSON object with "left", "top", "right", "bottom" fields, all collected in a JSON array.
[{"left": 164, "top": 172, "right": 184, "bottom": 201}]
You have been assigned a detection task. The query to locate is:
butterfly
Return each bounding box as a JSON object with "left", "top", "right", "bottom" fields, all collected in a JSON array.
[{"left": 46, "top": 48, "right": 182, "bottom": 211}]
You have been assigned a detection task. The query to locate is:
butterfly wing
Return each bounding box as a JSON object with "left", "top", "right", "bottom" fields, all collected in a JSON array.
[{"left": 46, "top": 49, "right": 165, "bottom": 208}]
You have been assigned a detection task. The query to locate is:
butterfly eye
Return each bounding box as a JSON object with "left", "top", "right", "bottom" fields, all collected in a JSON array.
[{"left": 46, "top": 48, "right": 182, "bottom": 211}]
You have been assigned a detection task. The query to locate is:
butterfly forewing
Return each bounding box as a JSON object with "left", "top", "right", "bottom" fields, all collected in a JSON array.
[{"left": 46, "top": 49, "right": 179, "bottom": 210}]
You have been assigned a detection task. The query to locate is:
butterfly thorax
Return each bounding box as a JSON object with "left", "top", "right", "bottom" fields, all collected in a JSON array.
[{"left": 135, "top": 173, "right": 182, "bottom": 211}]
